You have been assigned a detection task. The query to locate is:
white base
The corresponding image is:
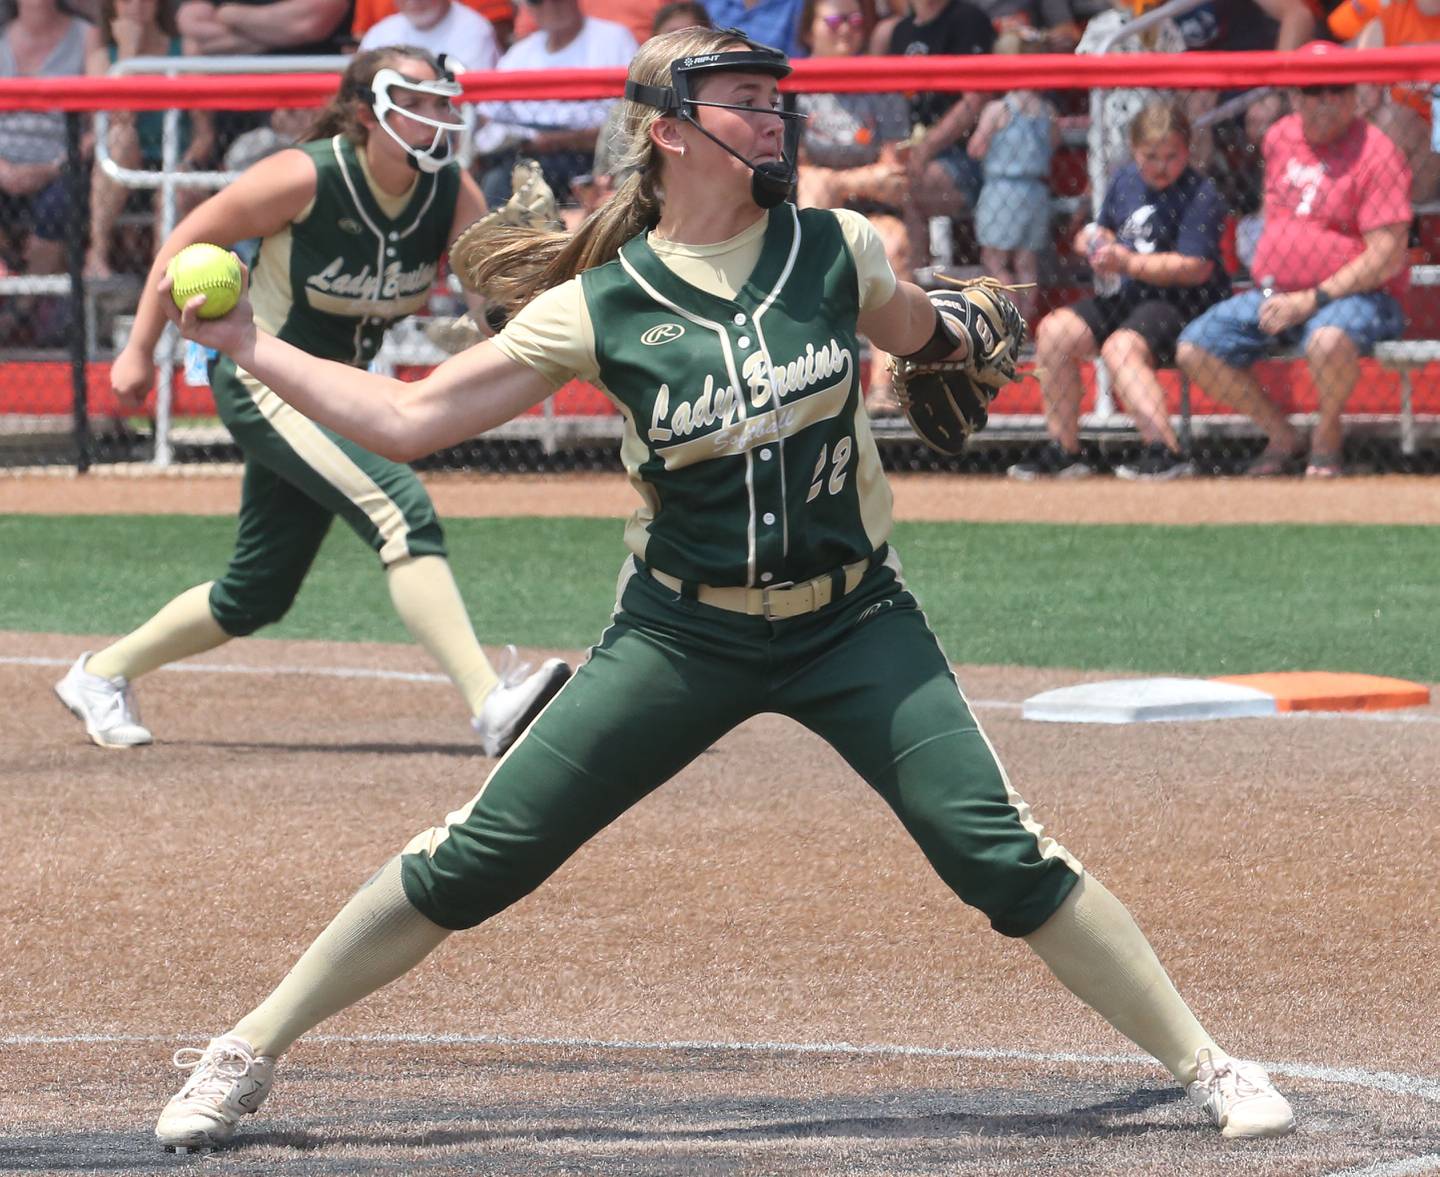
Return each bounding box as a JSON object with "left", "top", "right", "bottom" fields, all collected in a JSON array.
[{"left": 1022, "top": 677, "right": 1278, "bottom": 724}]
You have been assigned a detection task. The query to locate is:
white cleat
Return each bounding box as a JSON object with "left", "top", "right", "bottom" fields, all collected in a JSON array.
[
  {"left": 471, "top": 644, "right": 572, "bottom": 757},
  {"left": 54, "top": 652, "right": 153, "bottom": 748},
  {"left": 155, "top": 1034, "right": 276, "bottom": 1152},
  {"left": 1187, "top": 1048, "right": 1296, "bottom": 1138}
]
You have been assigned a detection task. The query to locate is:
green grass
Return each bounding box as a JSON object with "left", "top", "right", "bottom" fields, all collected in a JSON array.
[{"left": 4, "top": 515, "right": 1437, "bottom": 681}]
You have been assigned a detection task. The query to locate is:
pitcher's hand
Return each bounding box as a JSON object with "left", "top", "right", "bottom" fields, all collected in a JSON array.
[{"left": 158, "top": 257, "right": 258, "bottom": 359}]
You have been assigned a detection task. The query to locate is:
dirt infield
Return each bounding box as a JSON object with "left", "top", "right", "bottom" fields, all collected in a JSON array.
[
  {"left": 2, "top": 474, "right": 1438, "bottom": 1174},
  {"left": 5, "top": 469, "right": 1440, "bottom": 524}
]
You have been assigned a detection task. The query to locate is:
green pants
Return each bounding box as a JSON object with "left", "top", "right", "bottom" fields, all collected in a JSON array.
[
  {"left": 207, "top": 358, "right": 446, "bottom": 636},
  {"left": 401, "top": 550, "right": 1081, "bottom": 938}
]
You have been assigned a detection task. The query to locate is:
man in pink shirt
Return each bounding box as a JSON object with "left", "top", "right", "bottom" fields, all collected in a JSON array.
[{"left": 1177, "top": 43, "right": 1411, "bottom": 477}]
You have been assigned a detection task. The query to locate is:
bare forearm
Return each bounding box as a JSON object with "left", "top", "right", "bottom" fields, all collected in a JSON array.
[
  {"left": 1125, "top": 252, "right": 1212, "bottom": 287},
  {"left": 1319, "top": 242, "right": 1404, "bottom": 298},
  {"left": 860, "top": 280, "right": 967, "bottom": 360},
  {"left": 230, "top": 333, "right": 547, "bottom": 460},
  {"left": 217, "top": 1, "right": 336, "bottom": 47}
]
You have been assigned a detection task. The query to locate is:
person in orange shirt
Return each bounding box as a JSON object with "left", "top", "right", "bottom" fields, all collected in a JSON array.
[
  {"left": 355, "top": 0, "right": 514, "bottom": 43},
  {"left": 1329, "top": 0, "right": 1440, "bottom": 199}
]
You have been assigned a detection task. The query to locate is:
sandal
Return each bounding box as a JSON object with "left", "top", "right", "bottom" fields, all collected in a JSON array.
[
  {"left": 1305, "top": 452, "right": 1344, "bottom": 478},
  {"left": 1243, "top": 446, "right": 1304, "bottom": 477}
]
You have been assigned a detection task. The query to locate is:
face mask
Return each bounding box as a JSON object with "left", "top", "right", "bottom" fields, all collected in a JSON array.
[
  {"left": 367, "top": 59, "right": 467, "bottom": 174},
  {"left": 625, "top": 38, "right": 808, "bottom": 209}
]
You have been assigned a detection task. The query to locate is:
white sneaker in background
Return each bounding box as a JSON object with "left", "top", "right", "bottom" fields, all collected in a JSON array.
[
  {"left": 53, "top": 652, "right": 153, "bottom": 748},
  {"left": 155, "top": 1034, "right": 276, "bottom": 1152},
  {"left": 472, "top": 644, "right": 572, "bottom": 757},
  {"left": 1186, "top": 1048, "right": 1295, "bottom": 1138}
]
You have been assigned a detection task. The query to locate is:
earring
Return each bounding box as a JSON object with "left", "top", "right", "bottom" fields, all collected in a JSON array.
[{"left": 678, "top": 144, "right": 686, "bottom": 157}]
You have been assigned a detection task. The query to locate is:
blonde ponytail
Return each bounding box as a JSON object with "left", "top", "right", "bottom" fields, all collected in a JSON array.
[
  {"left": 462, "top": 26, "right": 754, "bottom": 312},
  {"left": 464, "top": 171, "right": 664, "bottom": 310}
]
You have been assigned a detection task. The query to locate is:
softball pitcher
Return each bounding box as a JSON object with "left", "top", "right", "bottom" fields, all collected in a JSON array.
[
  {"left": 54, "top": 47, "right": 570, "bottom": 756},
  {"left": 151, "top": 28, "right": 1294, "bottom": 1148}
]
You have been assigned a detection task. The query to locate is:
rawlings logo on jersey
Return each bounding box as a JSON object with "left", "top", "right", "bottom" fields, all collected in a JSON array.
[{"left": 641, "top": 323, "right": 685, "bottom": 346}]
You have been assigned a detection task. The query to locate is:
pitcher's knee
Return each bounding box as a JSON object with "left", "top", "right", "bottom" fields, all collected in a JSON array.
[
  {"left": 399, "top": 832, "right": 553, "bottom": 931},
  {"left": 208, "top": 579, "right": 301, "bottom": 636}
]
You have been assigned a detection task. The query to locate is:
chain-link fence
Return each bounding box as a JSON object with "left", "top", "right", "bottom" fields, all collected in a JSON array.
[{"left": 3, "top": 42, "right": 1439, "bottom": 475}]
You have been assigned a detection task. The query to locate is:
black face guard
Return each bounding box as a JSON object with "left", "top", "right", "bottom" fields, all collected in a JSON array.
[{"left": 624, "top": 39, "right": 807, "bottom": 209}]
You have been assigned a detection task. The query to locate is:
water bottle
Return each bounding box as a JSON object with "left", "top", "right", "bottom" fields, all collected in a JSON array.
[
  {"left": 928, "top": 215, "right": 955, "bottom": 269},
  {"left": 1086, "top": 224, "right": 1121, "bottom": 297}
]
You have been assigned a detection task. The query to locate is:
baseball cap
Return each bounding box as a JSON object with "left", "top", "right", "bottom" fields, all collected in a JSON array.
[{"left": 1294, "top": 39, "right": 1354, "bottom": 93}]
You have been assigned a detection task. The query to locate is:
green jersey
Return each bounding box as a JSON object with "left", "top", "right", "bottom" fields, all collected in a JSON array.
[
  {"left": 580, "top": 205, "right": 893, "bottom": 589},
  {"left": 249, "top": 135, "right": 459, "bottom": 366}
]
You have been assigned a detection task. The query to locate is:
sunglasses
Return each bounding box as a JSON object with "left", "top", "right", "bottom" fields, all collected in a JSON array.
[
  {"left": 1297, "top": 84, "right": 1351, "bottom": 96},
  {"left": 820, "top": 12, "right": 865, "bottom": 29}
]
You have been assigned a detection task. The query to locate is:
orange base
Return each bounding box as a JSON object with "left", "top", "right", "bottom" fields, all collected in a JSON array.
[{"left": 1213, "top": 672, "right": 1431, "bottom": 712}]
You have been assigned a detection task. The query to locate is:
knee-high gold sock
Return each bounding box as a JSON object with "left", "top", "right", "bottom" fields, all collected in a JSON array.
[
  {"left": 232, "top": 856, "right": 449, "bottom": 1058},
  {"left": 1024, "top": 873, "right": 1219, "bottom": 1084},
  {"left": 386, "top": 555, "right": 498, "bottom": 716},
  {"left": 85, "top": 582, "right": 230, "bottom": 681}
]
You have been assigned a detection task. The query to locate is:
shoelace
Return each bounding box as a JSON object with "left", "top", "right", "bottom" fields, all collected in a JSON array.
[
  {"left": 94, "top": 678, "right": 142, "bottom": 729},
  {"left": 494, "top": 644, "right": 534, "bottom": 690},
  {"left": 172, "top": 1042, "right": 257, "bottom": 1104},
  {"left": 1202, "top": 1055, "right": 1270, "bottom": 1103}
]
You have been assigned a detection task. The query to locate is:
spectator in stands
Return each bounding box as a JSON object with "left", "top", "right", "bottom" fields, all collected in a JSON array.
[
  {"left": 1178, "top": 54, "right": 1411, "bottom": 477},
  {"left": 793, "top": 0, "right": 912, "bottom": 410},
  {"left": 0, "top": 0, "right": 94, "bottom": 344},
  {"left": 359, "top": 0, "right": 500, "bottom": 67},
  {"left": 473, "top": 0, "right": 637, "bottom": 209},
  {"left": 974, "top": 0, "right": 1080, "bottom": 53},
  {"left": 1075, "top": 0, "right": 1186, "bottom": 213},
  {"left": 1176, "top": 0, "right": 1320, "bottom": 172},
  {"left": 1013, "top": 103, "right": 1229, "bottom": 481},
  {"left": 355, "top": 0, "right": 513, "bottom": 47},
  {"left": 511, "top": 0, "right": 665, "bottom": 46},
  {"left": 175, "top": 0, "right": 353, "bottom": 55},
  {"left": 969, "top": 83, "right": 1058, "bottom": 323},
  {"left": 887, "top": 0, "right": 995, "bottom": 269},
  {"left": 868, "top": 0, "right": 906, "bottom": 52},
  {"left": 84, "top": 0, "right": 215, "bottom": 281},
  {"left": 1329, "top": 0, "right": 1440, "bottom": 202},
  {"left": 704, "top": 0, "right": 808, "bottom": 56}
]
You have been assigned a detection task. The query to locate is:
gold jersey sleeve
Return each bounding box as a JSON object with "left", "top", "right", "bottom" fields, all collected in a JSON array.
[
  {"left": 831, "top": 207, "right": 898, "bottom": 314},
  {"left": 490, "top": 278, "right": 601, "bottom": 390}
]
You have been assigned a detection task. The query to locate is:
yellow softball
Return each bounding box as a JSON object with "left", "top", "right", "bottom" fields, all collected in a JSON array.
[{"left": 167, "top": 243, "right": 243, "bottom": 320}]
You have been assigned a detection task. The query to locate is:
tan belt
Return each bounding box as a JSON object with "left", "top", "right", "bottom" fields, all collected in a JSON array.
[{"left": 649, "top": 556, "right": 872, "bottom": 621}]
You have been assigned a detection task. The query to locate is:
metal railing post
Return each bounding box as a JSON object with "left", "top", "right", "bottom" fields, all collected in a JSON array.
[{"left": 65, "top": 111, "right": 90, "bottom": 472}]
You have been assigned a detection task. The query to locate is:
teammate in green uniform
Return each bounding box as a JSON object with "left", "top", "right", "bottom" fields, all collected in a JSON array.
[
  {"left": 150, "top": 28, "right": 1295, "bottom": 1149},
  {"left": 54, "top": 46, "right": 570, "bottom": 757}
]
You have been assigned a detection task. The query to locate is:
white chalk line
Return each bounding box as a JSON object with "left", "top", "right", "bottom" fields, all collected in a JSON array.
[
  {"left": 4, "top": 1031, "right": 1438, "bottom": 1103},
  {"left": 4, "top": 654, "right": 1435, "bottom": 723},
  {"left": 8, "top": 1031, "right": 1438, "bottom": 1169}
]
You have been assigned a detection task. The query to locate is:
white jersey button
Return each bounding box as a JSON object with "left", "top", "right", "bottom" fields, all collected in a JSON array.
[
  {"left": 760, "top": 572, "right": 774, "bottom": 583},
  {"left": 762, "top": 512, "right": 776, "bottom": 525},
  {"left": 738, "top": 336, "right": 751, "bottom": 349},
  {"left": 759, "top": 447, "right": 772, "bottom": 460},
  {"left": 732, "top": 312, "right": 746, "bottom": 325}
]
